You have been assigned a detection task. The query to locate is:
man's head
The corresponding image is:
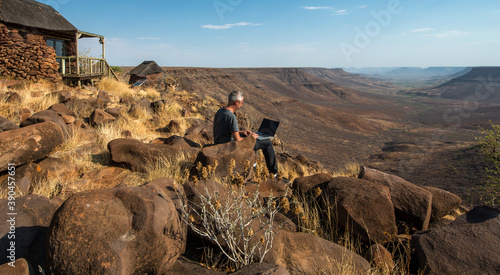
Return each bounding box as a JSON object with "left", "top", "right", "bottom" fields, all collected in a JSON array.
[{"left": 228, "top": 90, "right": 244, "bottom": 110}]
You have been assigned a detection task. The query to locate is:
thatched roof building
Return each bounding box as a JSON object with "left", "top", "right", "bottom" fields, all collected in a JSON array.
[
  {"left": 0, "top": 0, "right": 77, "bottom": 37},
  {"left": 128, "top": 61, "right": 164, "bottom": 85},
  {"left": 0, "top": 0, "right": 117, "bottom": 84}
]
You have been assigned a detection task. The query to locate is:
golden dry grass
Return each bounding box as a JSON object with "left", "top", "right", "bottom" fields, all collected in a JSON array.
[
  {"left": 97, "top": 77, "right": 135, "bottom": 99},
  {"left": 0, "top": 82, "right": 59, "bottom": 124}
]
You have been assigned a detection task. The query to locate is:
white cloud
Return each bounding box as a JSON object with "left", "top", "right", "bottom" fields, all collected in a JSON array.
[
  {"left": 410, "top": 28, "right": 435, "bottom": 33},
  {"left": 359, "top": 5, "right": 368, "bottom": 9},
  {"left": 201, "top": 22, "right": 260, "bottom": 30},
  {"left": 433, "top": 30, "right": 471, "bottom": 38},
  {"left": 332, "top": 9, "right": 348, "bottom": 15},
  {"left": 303, "top": 6, "right": 333, "bottom": 10},
  {"left": 137, "top": 37, "right": 161, "bottom": 40}
]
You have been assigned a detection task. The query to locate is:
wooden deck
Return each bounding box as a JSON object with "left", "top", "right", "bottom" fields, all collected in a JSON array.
[{"left": 57, "top": 56, "right": 118, "bottom": 85}]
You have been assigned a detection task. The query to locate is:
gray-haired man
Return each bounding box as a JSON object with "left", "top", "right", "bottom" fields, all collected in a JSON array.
[{"left": 213, "top": 90, "right": 278, "bottom": 175}]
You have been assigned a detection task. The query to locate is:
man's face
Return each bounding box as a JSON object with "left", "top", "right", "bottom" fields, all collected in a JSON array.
[{"left": 235, "top": 98, "right": 244, "bottom": 110}]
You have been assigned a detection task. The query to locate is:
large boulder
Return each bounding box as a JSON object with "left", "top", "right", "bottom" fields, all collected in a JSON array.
[
  {"left": 413, "top": 206, "right": 500, "bottom": 275},
  {"left": 0, "top": 115, "right": 19, "bottom": 132},
  {"left": 264, "top": 231, "right": 370, "bottom": 275},
  {"left": 0, "top": 195, "right": 62, "bottom": 269},
  {"left": 359, "top": 167, "right": 432, "bottom": 230},
  {"left": 48, "top": 180, "right": 187, "bottom": 274},
  {"left": 108, "top": 138, "right": 200, "bottom": 172},
  {"left": 191, "top": 137, "right": 257, "bottom": 180},
  {"left": 320, "top": 177, "right": 398, "bottom": 244},
  {"left": 421, "top": 186, "right": 462, "bottom": 222},
  {"left": 19, "top": 110, "right": 69, "bottom": 137},
  {"left": 0, "top": 121, "right": 64, "bottom": 173}
]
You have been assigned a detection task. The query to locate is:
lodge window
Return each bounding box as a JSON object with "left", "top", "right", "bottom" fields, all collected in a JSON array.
[{"left": 46, "top": 38, "right": 66, "bottom": 56}]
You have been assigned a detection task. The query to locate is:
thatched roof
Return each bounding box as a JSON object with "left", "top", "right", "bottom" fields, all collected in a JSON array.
[
  {"left": 129, "top": 61, "right": 164, "bottom": 76},
  {"left": 0, "top": 0, "right": 77, "bottom": 33}
]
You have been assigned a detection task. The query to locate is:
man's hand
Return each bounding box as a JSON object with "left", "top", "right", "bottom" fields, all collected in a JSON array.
[{"left": 251, "top": 132, "right": 259, "bottom": 139}]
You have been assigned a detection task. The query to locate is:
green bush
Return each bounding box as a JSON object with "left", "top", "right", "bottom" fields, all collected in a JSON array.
[
  {"left": 110, "top": 66, "right": 122, "bottom": 73},
  {"left": 475, "top": 121, "right": 500, "bottom": 206}
]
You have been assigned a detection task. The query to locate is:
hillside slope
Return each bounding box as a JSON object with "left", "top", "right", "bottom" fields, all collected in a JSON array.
[
  {"left": 161, "top": 67, "right": 406, "bottom": 169},
  {"left": 300, "top": 67, "right": 400, "bottom": 93}
]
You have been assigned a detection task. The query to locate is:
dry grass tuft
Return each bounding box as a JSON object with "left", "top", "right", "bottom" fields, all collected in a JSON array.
[{"left": 97, "top": 77, "right": 135, "bottom": 99}]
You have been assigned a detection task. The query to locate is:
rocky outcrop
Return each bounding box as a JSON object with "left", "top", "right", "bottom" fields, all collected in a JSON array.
[
  {"left": 0, "top": 121, "right": 64, "bottom": 173},
  {"left": 321, "top": 177, "right": 398, "bottom": 243},
  {"left": 412, "top": 206, "right": 500, "bottom": 275},
  {"left": 0, "top": 195, "right": 62, "bottom": 269},
  {"left": 48, "top": 180, "right": 187, "bottom": 274},
  {"left": 359, "top": 167, "right": 432, "bottom": 230},
  {"left": 264, "top": 230, "right": 370, "bottom": 275}
]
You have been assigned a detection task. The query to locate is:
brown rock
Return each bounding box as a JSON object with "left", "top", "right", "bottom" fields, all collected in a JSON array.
[
  {"left": 60, "top": 114, "right": 75, "bottom": 124},
  {"left": 97, "top": 90, "right": 112, "bottom": 106},
  {"left": 56, "top": 89, "right": 72, "bottom": 103},
  {"left": 108, "top": 138, "right": 199, "bottom": 172},
  {"left": 0, "top": 121, "right": 64, "bottom": 173},
  {"left": 82, "top": 167, "right": 128, "bottom": 189},
  {"left": 366, "top": 244, "right": 394, "bottom": 272},
  {"left": 104, "top": 107, "right": 122, "bottom": 118},
  {"left": 151, "top": 135, "right": 201, "bottom": 150},
  {"left": 37, "top": 157, "right": 78, "bottom": 180},
  {"left": 292, "top": 173, "right": 332, "bottom": 194},
  {"left": 190, "top": 137, "right": 257, "bottom": 180},
  {"left": 0, "top": 162, "right": 47, "bottom": 194},
  {"left": 322, "top": 177, "right": 398, "bottom": 243},
  {"left": 359, "top": 167, "right": 432, "bottom": 230},
  {"left": 20, "top": 110, "right": 69, "bottom": 137},
  {"left": 421, "top": 186, "right": 462, "bottom": 222},
  {"left": 264, "top": 231, "right": 370, "bottom": 275},
  {"left": 48, "top": 103, "right": 76, "bottom": 117},
  {"left": 0, "top": 115, "right": 19, "bottom": 131},
  {"left": 89, "top": 108, "right": 116, "bottom": 126},
  {"left": 48, "top": 184, "right": 186, "bottom": 274},
  {"left": 413, "top": 206, "right": 500, "bottom": 275},
  {"left": 0, "top": 258, "right": 35, "bottom": 274}
]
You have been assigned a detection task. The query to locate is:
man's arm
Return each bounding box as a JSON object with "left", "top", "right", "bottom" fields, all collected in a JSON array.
[{"left": 232, "top": 130, "right": 258, "bottom": 141}]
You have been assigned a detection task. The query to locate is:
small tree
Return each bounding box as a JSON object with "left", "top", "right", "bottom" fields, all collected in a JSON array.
[{"left": 475, "top": 121, "right": 500, "bottom": 206}]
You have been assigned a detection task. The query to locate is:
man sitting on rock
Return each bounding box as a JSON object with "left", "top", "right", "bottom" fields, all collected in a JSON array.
[{"left": 213, "top": 90, "right": 279, "bottom": 177}]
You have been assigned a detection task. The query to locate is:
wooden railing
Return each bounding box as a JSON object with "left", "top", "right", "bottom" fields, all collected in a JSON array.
[{"left": 56, "top": 56, "right": 118, "bottom": 80}]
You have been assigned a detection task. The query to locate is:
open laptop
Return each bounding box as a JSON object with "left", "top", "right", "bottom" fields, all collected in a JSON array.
[{"left": 255, "top": 118, "right": 280, "bottom": 140}]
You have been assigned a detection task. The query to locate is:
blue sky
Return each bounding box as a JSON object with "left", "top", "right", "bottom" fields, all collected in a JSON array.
[{"left": 46, "top": 0, "right": 500, "bottom": 68}]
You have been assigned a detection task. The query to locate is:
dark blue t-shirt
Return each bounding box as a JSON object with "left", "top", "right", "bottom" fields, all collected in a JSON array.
[{"left": 213, "top": 108, "right": 239, "bottom": 144}]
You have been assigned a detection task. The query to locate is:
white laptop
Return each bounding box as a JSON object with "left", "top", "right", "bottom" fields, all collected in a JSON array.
[{"left": 255, "top": 118, "right": 280, "bottom": 140}]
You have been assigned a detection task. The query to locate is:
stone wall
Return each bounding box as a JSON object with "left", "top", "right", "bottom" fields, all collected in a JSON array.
[{"left": 0, "top": 23, "right": 62, "bottom": 82}]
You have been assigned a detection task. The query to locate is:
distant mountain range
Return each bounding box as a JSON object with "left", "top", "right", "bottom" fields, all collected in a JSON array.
[
  {"left": 343, "top": 67, "right": 470, "bottom": 80},
  {"left": 418, "top": 67, "right": 500, "bottom": 102}
]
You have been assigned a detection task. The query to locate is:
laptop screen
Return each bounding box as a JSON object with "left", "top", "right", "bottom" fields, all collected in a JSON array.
[{"left": 258, "top": 119, "right": 280, "bottom": 136}]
